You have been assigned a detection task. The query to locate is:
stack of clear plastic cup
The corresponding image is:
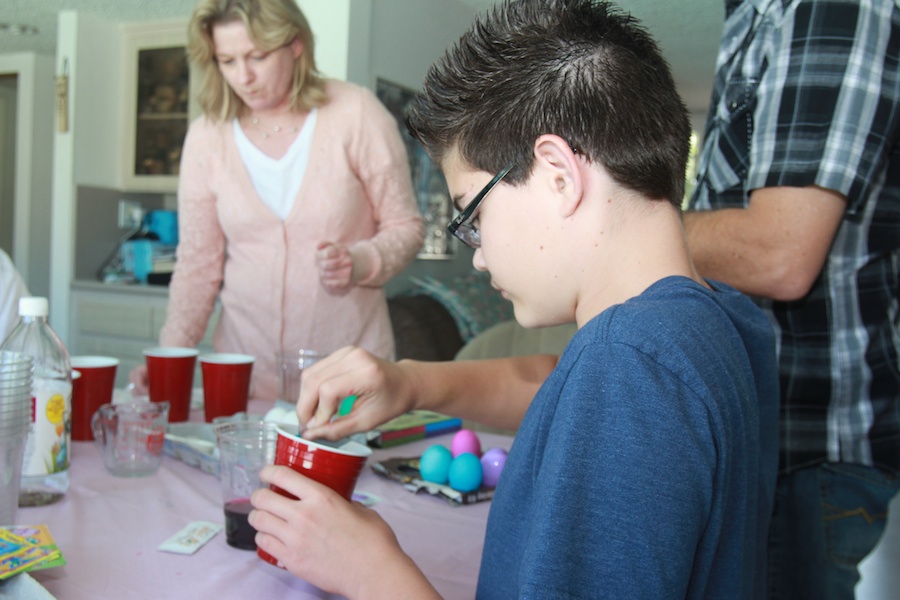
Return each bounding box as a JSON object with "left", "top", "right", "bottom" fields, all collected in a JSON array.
[{"left": 0, "top": 350, "right": 34, "bottom": 525}]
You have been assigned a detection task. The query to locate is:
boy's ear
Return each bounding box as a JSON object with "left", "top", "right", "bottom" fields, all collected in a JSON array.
[{"left": 533, "top": 135, "right": 583, "bottom": 218}]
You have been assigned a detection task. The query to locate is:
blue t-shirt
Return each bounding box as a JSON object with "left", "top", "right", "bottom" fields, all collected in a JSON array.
[{"left": 476, "top": 277, "right": 779, "bottom": 599}]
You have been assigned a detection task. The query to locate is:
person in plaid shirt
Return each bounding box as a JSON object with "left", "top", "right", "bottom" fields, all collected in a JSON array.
[{"left": 685, "top": 1, "right": 900, "bottom": 598}]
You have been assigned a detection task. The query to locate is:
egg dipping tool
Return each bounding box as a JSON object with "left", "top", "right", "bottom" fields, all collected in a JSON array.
[
  {"left": 336, "top": 394, "right": 357, "bottom": 418},
  {"left": 264, "top": 394, "right": 359, "bottom": 442}
]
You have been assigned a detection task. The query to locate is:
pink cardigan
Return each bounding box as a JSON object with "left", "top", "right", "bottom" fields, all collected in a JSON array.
[{"left": 160, "top": 80, "right": 425, "bottom": 400}]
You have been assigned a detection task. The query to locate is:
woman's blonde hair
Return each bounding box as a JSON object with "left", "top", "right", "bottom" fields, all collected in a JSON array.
[{"left": 187, "top": 0, "right": 328, "bottom": 121}]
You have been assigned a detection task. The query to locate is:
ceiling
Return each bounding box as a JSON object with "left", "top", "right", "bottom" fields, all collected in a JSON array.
[
  {"left": 0, "top": 0, "right": 199, "bottom": 55},
  {"left": 0, "top": 0, "right": 723, "bottom": 111}
]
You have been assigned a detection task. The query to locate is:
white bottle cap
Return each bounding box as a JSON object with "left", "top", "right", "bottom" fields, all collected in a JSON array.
[{"left": 19, "top": 296, "right": 49, "bottom": 317}]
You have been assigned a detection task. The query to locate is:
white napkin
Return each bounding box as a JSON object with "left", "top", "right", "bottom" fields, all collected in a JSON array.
[{"left": 0, "top": 573, "right": 57, "bottom": 599}]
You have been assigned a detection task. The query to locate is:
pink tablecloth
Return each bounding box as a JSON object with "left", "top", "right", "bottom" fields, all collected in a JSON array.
[{"left": 19, "top": 400, "right": 512, "bottom": 599}]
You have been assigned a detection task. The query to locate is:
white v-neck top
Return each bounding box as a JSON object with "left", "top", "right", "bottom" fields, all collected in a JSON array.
[{"left": 233, "top": 108, "right": 318, "bottom": 220}]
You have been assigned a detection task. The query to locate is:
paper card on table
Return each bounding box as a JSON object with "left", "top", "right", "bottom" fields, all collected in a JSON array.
[{"left": 158, "top": 521, "right": 223, "bottom": 555}]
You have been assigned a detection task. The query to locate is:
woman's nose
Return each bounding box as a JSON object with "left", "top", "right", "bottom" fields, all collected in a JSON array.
[{"left": 236, "top": 60, "right": 254, "bottom": 84}]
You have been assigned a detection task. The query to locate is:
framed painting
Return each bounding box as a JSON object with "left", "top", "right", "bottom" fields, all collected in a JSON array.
[{"left": 376, "top": 78, "right": 455, "bottom": 259}]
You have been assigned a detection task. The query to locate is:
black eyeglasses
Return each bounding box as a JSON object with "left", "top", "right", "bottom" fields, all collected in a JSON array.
[{"left": 448, "top": 163, "right": 514, "bottom": 248}]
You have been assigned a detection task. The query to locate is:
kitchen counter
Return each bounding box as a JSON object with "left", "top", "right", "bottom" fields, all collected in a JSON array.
[
  {"left": 68, "top": 282, "right": 218, "bottom": 387},
  {"left": 71, "top": 279, "right": 171, "bottom": 297}
]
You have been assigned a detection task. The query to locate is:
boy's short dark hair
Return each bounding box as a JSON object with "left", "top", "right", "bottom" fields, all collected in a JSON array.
[{"left": 406, "top": 0, "right": 691, "bottom": 206}]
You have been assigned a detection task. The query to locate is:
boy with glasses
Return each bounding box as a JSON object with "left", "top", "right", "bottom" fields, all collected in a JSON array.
[{"left": 249, "top": 1, "right": 780, "bottom": 597}]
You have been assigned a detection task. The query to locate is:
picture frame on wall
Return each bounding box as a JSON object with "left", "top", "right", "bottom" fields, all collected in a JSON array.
[{"left": 375, "top": 78, "right": 455, "bottom": 259}]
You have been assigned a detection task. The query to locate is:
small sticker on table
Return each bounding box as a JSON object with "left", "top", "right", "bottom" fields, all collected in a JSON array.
[
  {"left": 352, "top": 491, "right": 381, "bottom": 507},
  {"left": 158, "top": 521, "right": 223, "bottom": 555}
]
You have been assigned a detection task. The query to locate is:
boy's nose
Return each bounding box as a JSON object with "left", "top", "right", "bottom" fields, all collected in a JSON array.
[{"left": 472, "top": 248, "right": 488, "bottom": 272}]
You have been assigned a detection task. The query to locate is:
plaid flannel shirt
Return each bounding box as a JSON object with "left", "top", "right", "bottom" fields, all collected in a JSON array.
[{"left": 689, "top": 0, "right": 900, "bottom": 474}]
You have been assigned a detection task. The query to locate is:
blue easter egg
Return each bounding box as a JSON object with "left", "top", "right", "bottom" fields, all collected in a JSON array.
[
  {"left": 419, "top": 444, "right": 453, "bottom": 484},
  {"left": 448, "top": 452, "right": 483, "bottom": 492}
]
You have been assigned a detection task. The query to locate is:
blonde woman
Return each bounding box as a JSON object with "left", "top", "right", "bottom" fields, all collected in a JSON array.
[{"left": 131, "top": 0, "right": 424, "bottom": 400}]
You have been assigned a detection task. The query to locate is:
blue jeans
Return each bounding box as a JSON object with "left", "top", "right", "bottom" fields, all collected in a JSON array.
[{"left": 767, "top": 463, "right": 900, "bottom": 600}]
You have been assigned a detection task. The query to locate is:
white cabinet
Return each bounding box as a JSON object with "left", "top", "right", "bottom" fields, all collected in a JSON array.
[
  {"left": 69, "top": 282, "right": 218, "bottom": 388},
  {"left": 121, "top": 20, "right": 198, "bottom": 193}
]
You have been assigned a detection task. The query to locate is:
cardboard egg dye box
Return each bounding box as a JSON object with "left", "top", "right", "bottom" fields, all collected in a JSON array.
[
  {"left": 371, "top": 456, "right": 494, "bottom": 506},
  {"left": 163, "top": 413, "right": 252, "bottom": 477},
  {"left": 163, "top": 422, "right": 219, "bottom": 477}
]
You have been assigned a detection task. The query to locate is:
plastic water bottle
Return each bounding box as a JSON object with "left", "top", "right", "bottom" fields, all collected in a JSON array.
[{"left": 0, "top": 297, "right": 72, "bottom": 506}]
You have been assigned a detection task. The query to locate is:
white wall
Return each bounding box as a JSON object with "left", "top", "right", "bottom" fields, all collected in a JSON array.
[
  {"left": 857, "top": 491, "right": 900, "bottom": 600},
  {"left": 369, "top": 0, "right": 474, "bottom": 92},
  {"left": 68, "top": 15, "right": 123, "bottom": 190},
  {"left": 51, "top": 11, "right": 122, "bottom": 340},
  {"left": 296, "top": 0, "right": 356, "bottom": 82}
]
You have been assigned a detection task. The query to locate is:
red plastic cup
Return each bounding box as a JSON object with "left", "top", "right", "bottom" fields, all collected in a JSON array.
[
  {"left": 199, "top": 353, "right": 254, "bottom": 423},
  {"left": 257, "top": 426, "right": 372, "bottom": 566},
  {"left": 143, "top": 347, "right": 199, "bottom": 422},
  {"left": 70, "top": 356, "right": 119, "bottom": 441}
]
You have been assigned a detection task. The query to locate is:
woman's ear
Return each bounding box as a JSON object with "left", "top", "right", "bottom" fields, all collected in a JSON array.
[
  {"left": 290, "top": 37, "right": 304, "bottom": 60},
  {"left": 533, "top": 134, "right": 583, "bottom": 218}
]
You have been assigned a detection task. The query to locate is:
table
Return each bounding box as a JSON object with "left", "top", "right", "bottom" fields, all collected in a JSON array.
[{"left": 17, "top": 400, "right": 512, "bottom": 599}]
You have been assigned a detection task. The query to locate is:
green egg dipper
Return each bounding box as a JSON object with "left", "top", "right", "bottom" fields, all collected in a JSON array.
[{"left": 337, "top": 395, "right": 357, "bottom": 417}]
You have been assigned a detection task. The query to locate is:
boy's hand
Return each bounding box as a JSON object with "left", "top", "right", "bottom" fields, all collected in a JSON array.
[
  {"left": 296, "top": 346, "right": 417, "bottom": 441},
  {"left": 250, "top": 466, "right": 436, "bottom": 598}
]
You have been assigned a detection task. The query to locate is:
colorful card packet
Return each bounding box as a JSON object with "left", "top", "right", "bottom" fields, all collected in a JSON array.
[{"left": 0, "top": 525, "right": 65, "bottom": 580}]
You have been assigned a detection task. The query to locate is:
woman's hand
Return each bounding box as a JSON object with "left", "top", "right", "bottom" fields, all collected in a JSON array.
[
  {"left": 315, "top": 242, "right": 354, "bottom": 293},
  {"left": 296, "top": 346, "right": 419, "bottom": 441},
  {"left": 250, "top": 466, "right": 440, "bottom": 599},
  {"left": 128, "top": 364, "right": 150, "bottom": 396}
]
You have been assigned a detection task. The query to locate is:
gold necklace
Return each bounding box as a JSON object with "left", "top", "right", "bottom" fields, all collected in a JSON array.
[{"left": 249, "top": 117, "right": 299, "bottom": 139}]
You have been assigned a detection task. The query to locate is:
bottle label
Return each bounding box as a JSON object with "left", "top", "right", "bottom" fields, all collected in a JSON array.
[{"left": 22, "top": 378, "right": 72, "bottom": 477}]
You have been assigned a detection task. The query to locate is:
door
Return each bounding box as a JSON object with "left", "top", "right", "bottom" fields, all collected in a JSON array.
[{"left": 0, "top": 74, "right": 17, "bottom": 257}]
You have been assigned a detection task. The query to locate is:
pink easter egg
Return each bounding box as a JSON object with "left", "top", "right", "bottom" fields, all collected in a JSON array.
[{"left": 450, "top": 429, "right": 481, "bottom": 458}]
